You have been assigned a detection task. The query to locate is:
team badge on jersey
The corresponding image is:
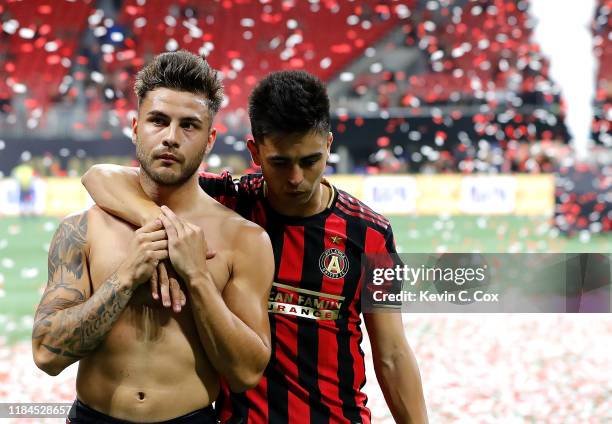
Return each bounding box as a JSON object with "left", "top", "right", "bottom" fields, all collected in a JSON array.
[{"left": 319, "top": 248, "right": 349, "bottom": 279}]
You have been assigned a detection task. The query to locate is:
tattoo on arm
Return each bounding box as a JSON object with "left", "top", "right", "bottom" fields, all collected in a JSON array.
[
  {"left": 33, "top": 213, "right": 133, "bottom": 360},
  {"left": 47, "top": 213, "right": 87, "bottom": 282},
  {"left": 34, "top": 273, "right": 133, "bottom": 358}
]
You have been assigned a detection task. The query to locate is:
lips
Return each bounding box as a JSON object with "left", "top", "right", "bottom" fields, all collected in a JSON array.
[{"left": 157, "top": 153, "right": 179, "bottom": 162}]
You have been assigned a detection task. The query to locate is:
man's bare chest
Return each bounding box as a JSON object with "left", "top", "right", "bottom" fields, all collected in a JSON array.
[{"left": 87, "top": 217, "right": 232, "bottom": 296}]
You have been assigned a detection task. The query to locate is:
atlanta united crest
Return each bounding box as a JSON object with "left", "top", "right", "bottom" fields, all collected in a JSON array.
[{"left": 319, "top": 248, "right": 349, "bottom": 279}]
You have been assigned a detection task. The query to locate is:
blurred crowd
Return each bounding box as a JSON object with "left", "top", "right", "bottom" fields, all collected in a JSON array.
[{"left": 0, "top": 0, "right": 610, "bottom": 175}]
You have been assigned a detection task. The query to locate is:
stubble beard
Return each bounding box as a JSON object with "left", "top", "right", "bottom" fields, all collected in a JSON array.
[{"left": 136, "top": 140, "right": 205, "bottom": 187}]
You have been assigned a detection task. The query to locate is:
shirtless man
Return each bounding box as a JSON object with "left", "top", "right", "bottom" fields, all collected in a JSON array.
[{"left": 31, "top": 51, "right": 274, "bottom": 423}]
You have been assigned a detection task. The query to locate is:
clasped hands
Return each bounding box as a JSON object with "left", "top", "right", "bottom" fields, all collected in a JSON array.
[{"left": 158, "top": 206, "right": 216, "bottom": 312}]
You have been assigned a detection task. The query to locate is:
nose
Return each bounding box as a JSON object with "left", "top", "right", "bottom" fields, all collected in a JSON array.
[
  {"left": 287, "top": 164, "right": 304, "bottom": 188},
  {"left": 162, "top": 123, "right": 180, "bottom": 149}
]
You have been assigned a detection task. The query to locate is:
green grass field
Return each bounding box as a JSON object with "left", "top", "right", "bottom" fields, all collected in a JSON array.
[{"left": 0, "top": 216, "right": 610, "bottom": 344}]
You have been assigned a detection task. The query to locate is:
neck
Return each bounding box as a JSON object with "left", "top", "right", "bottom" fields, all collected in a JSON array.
[
  {"left": 267, "top": 180, "right": 332, "bottom": 217},
  {"left": 139, "top": 171, "right": 202, "bottom": 213}
]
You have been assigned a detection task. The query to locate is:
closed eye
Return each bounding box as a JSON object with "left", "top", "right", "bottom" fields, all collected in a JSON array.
[
  {"left": 269, "top": 160, "right": 290, "bottom": 167},
  {"left": 301, "top": 159, "right": 319, "bottom": 167}
]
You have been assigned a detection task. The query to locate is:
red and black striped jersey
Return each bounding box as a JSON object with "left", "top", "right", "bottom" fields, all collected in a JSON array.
[{"left": 198, "top": 171, "right": 398, "bottom": 424}]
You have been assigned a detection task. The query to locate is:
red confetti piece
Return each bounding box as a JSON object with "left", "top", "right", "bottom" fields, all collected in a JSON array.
[
  {"left": 46, "top": 55, "right": 61, "bottom": 65},
  {"left": 37, "top": 4, "right": 52, "bottom": 15},
  {"left": 377, "top": 136, "right": 390, "bottom": 147},
  {"left": 331, "top": 44, "right": 352, "bottom": 54}
]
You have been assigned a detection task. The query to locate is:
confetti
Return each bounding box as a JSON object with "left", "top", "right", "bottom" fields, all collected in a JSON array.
[{"left": 1, "top": 259, "right": 15, "bottom": 269}]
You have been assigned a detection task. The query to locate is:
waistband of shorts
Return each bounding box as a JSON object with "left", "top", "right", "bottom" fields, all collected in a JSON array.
[{"left": 68, "top": 399, "right": 216, "bottom": 424}]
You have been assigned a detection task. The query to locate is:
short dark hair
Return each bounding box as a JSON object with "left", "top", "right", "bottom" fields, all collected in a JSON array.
[
  {"left": 249, "top": 70, "right": 331, "bottom": 142},
  {"left": 134, "top": 50, "right": 224, "bottom": 116}
]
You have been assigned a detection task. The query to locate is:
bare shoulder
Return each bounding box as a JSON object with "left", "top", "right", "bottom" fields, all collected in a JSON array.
[
  {"left": 235, "top": 218, "right": 269, "bottom": 249},
  {"left": 87, "top": 204, "right": 123, "bottom": 224},
  {"left": 230, "top": 217, "right": 269, "bottom": 254},
  {"left": 220, "top": 210, "right": 273, "bottom": 290},
  {"left": 214, "top": 204, "right": 270, "bottom": 255},
  {"left": 87, "top": 204, "right": 138, "bottom": 233},
  {"left": 205, "top": 197, "right": 267, "bottom": 241}
]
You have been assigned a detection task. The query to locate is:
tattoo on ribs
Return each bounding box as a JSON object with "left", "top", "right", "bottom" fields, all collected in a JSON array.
[{"left": 33, "top": 213, "right": 133, "bottom": 359}]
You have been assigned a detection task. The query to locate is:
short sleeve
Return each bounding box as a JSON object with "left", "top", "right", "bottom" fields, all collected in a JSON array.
[{"left": 198, "top": 171, "right": 239, "bottom": 209}]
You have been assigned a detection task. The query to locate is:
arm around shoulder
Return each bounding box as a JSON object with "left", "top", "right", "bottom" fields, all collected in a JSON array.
[
  {"left": 81, "top": 164, "right": 139, "bottom": 196},
  {"left": 81, "top": 164, "right": 158, "bottom": 226}
]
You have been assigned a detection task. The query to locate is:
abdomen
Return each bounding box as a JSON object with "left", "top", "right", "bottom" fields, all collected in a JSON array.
[{"left": 76, "top": 301, "right": 218, "bottom": 421}]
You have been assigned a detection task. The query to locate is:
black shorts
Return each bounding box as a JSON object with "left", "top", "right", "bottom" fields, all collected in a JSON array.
[{"left": 66, "top": 399, "right": 217, "bottom": 424}]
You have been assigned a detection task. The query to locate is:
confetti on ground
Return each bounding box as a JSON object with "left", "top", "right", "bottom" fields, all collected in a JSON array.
[
  {"left": 362, "top": 314, "right": 612, "bottom": 423},
  {"left": 0, "top": 216, "right": 609, "bottom": 422},
  {"left": 0, "top": 315, "right": 610, "bottom": 423}
]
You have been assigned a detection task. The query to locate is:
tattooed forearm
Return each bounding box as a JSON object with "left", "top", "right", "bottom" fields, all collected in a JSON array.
[
  {"left": 33, "top": 211, "right": 134, "bottom": 373},
  {"left": 34, "top": 272, "right": 133, "bottom": 360}
]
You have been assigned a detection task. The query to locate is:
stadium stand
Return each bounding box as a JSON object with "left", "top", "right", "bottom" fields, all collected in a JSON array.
[
  {"left": 0, "top": 0, "right": 93, "bottom": 126},
  {"left": 0, "top": 1, "right": 609, "bottom": 185},
  {"left": 594, "top": 0, "right": 611, "bottom": 146}
]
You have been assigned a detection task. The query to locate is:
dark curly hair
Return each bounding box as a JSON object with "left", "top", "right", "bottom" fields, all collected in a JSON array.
[{"left": 249, "top": 70, "right": 330, "bottom": 143}]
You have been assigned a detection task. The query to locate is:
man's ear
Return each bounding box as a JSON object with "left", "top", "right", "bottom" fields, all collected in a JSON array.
[
  {"left": 247, "top": 138, "right": 262, "bottom": 166},
  {"left": 131, "top": 116, "right": 138, "bottom": 145},
  {"left": 205, "top": 128, "right": 217, "bottom": 155},
  {"left": 326, "top": 131, "right": 333, "bottom": 153}
]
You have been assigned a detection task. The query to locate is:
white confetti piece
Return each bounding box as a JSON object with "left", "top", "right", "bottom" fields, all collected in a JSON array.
[
  {"left": 20, "top": 268, "right": 39, "bottom": 279},
  {"left": 1, "top": 259, "right": 15, "bottom": 269}
]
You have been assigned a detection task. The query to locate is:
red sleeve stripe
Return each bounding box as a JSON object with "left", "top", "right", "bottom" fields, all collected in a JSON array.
[
  {"left": 337, "top": 193, "right": 390, "bottom": 226},
  {"left": 336, "top": 203, "right": 389, "bottom": 230},
  {"left": 337, "top": 199, "right": 389, "bottom": 229},
  {"left": 338, "top": 191, "right": 378, "bottom": 214},
  {"left": 337, "top": 194, "right": 389, "bottom": 226}
]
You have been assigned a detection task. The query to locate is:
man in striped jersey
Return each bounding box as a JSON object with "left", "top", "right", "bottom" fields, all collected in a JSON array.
[{"left": 83, "top": 70, "right": 428, "bottom": 423}]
